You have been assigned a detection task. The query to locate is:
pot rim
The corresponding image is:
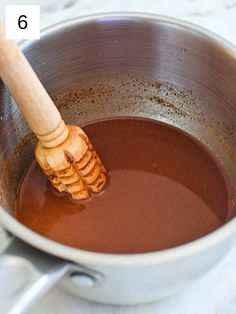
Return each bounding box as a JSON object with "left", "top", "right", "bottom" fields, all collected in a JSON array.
[{"left": 1, "top": 12, "right": 236, "bottom": 267}]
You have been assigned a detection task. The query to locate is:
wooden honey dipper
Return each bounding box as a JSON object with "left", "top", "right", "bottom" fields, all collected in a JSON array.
[{"left": 0, "top": 24, "right": 107, "bottom": 200}]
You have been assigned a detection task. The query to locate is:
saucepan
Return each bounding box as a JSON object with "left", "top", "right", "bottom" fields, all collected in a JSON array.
[{"left": 0, "top": 13, "right": 235, "bottom": 313}]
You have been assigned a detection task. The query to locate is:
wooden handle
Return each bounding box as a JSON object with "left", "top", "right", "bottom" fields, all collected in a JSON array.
[{"left": 0, "top": 23, "right": 69, "bottom": 148}]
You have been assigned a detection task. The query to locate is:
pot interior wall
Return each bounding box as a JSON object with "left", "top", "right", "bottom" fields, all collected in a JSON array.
[{"left": 0, "top": 16, "right": 235, "bottom": 216}]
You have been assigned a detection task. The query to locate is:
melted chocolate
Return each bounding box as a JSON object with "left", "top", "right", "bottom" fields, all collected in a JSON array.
[{"left": 15, "top": 118, "right": 234, "bottom": 253}]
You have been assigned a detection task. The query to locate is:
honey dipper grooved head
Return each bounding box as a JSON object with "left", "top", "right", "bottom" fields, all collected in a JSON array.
[{"left": 35, "top": 125, "right": 107, "bottom": 200}]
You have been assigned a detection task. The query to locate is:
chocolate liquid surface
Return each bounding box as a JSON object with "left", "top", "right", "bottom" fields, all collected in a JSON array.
[{"left": 15, "top": 118, "right": 233, "bottom": 254}]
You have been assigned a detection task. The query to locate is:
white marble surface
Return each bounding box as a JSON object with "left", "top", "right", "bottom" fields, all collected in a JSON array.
[{"left": 0, "top": 0, "right": 236, "bottom": 313}]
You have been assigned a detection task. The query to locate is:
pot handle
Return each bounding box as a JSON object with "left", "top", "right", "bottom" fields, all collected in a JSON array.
[
  {"left": 0, "top": 231, "right": 102, "bottom": 314},
  {"left": 7, "top": 260, "right": 72, "bottom": 314}
]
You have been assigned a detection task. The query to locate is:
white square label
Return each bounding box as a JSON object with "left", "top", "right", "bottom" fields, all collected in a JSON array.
[{"left": 5, "top": 5, "right": 40, "bottom": 40}]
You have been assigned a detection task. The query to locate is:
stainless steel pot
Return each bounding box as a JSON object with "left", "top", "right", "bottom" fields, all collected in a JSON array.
[{"left": 0, "top": 13, "right": 235, "bottom": 313}]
